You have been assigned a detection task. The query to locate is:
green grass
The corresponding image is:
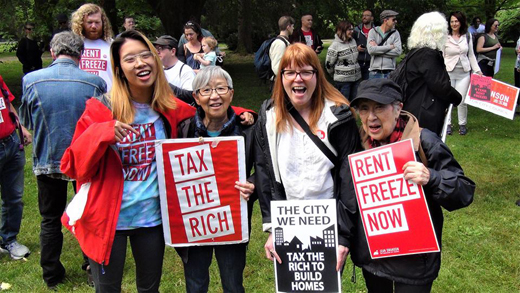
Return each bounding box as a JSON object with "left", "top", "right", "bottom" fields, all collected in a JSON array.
[{"left": 0, "top": 47, "right": 519, "bottom": 292}]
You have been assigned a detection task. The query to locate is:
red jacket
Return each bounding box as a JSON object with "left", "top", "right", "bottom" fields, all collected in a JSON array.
[{"left": 60, "top": 96, "right": 253, "bottom": 265}]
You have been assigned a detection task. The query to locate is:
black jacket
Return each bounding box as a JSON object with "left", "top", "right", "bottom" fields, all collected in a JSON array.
[
  {"left": 291, "top": 28, "right": 323, "bottom": 54},
  {"left": 353, "top": 24, "right": 372, "bottom": 66},
  {"left": 401, "top": 48, "right": 462, "bottom": 136},
  {"left": 351, "top": 112, "right": 475, "bottom": 285},
  {"left": 253, "top": 98, "right": 362, "bottom": 247},
  {"left": 16, "top": 37, "right": 43, "bottom": 74}
]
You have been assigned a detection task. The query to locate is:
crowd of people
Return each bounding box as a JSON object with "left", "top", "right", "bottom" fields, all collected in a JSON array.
[{"left": 4, "top": 3, "right": 520, "bottom": 292}]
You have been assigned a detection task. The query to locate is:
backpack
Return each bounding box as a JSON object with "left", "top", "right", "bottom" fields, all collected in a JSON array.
[
  {"left": 254, "top": 36, "right": 288, "bottom": 80},
  {"left": 389, "top": 49, "right": 421, "bottom": 102}
]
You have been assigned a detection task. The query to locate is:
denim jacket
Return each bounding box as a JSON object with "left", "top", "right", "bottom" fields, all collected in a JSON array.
[{"left": 20, "top": 58, "right": 107, "bottom": 175}]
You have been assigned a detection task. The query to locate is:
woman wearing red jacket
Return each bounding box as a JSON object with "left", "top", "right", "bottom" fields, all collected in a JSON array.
[
  {"left": 61, "top": 30, "right": 255, "bottom": 292},
  {"left": 60, "top": 30, "right": 194, "bottom": 292}
]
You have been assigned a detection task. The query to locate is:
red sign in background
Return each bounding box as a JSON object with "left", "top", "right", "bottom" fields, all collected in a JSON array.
[
  {"left": 348, "top": 139, "right": 439, "bottom": 259},
  {"left": 156, "top": 138, "right": 248, "bottom": 247}
]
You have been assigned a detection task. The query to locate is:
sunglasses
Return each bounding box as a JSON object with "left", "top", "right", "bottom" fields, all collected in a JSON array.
[{"left": 25, "top": 27, "right": 33, "bottom": 31}]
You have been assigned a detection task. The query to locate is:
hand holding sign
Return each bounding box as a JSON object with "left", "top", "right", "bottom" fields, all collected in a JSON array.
[
  {"left": 336, "top": 245, "right": 349, "bottom": 272},
  {"left": 265, "top": 233, "right": 282, "bottom": 264},
  {"left": 235, "top": 181, "right": 254, "bottom": 201},
  {"left": 403, "top": 161, "right": 430, "bottom": 186}
]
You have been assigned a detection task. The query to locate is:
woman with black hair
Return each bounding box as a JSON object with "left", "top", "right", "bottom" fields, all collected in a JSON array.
[{"left": 476, "top": 18, "right": 501, "bottom": 77}]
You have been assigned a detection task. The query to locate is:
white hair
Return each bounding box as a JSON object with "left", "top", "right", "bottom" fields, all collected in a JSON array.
[{"left": 408, "top": 11, "right": 448, "bottom": 51}]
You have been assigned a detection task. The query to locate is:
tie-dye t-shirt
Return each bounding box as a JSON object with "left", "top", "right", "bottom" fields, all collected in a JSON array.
[{"left": 116, "top": 101, "right": 166, "bottom": 230}]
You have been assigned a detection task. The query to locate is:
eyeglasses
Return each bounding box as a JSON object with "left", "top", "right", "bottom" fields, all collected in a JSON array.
[
  {"left": 347, "top": 27, "right": 354, "bottom": 31},
  {"left": 197, "top": 86, "right": 231, "bottom": 96},
  {"left": 356, "top": 104, "right": 393, "bottom": 116},
  {"left": 281, "top": 69, "right": 317, "bottom": 81},
  {"left": 155, "top": 46, "right": 171, "bottom": 51},
  {"left": 122, "top": 51, "right": 154, "bottom": 64}
]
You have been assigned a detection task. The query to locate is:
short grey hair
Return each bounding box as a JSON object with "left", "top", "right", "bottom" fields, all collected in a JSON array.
[
  {"left": 50, "top": 31, "right": 84, "bottom": 58},
  {"left": 192, "top": 66, "right": 233, "bottom": 92}
]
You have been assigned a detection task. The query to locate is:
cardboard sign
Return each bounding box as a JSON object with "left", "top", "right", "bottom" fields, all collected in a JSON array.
[
  {"left": 348, "top": 139, "right": 439, "bottom": 259},
  {"left": 465, "top": 74, "right": 519, "bottom": 120},
  {"left": 155, "top": 137, "right": 249, "bottom": 247},
  {"left": 272, "top": 199, "right": 341, "bottom": 293}
]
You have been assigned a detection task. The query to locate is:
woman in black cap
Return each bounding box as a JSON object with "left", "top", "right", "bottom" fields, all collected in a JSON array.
[{"left": 348, "top": 78, "right": 475, "bottom": 292}]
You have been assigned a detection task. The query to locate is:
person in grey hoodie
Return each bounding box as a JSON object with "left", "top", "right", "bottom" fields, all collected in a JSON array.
[
  {"left": 326, "top": 20, "right": 361, "bottom": 101},
  {"left": 367, "top": 10, "right": 402, "bottom": 79}
]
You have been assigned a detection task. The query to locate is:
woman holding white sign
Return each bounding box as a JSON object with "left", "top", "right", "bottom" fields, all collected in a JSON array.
[
  {"left": 254, "top": 43, "right": 362, "bottom": 272},
  {"left": 176, "top": 66, "right": 256, "bottom": 293},
  {"left": 349, "top": 78, "right": 475, "bottom": 292}
]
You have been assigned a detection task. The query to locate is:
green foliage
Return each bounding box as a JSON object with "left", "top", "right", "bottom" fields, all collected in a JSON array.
[
  {"left": 496, "top": 8, "right": 520, "bottom": 44},
  {"left": 116, "top": 0, "right": 163, "bottom": 38}
]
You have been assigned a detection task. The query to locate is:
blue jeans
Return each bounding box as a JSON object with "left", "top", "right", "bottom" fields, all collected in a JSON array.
[
  {"left": 369, "top": 71, "right": 391, "bottom": 79},
  {"left": 0, "top": 131, "right": 25, "bottom": 245},
  {"left": 184, "top": 243, "right": 247, "bottom": 293},
  {"left": 335, "top": 80, "right": 360, "bottom": 102}
]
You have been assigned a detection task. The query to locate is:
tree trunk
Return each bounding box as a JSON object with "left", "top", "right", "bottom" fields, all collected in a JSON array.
[
  {"left": 100, "top": 0, "right": 118, "bottom": 36},
  {"left": 146, "top": 0, "right": 207, "bottom": 38},
  {"left": 236, "top": 0, "right": 252, "bottom": 54},
  {"left": 484, "top": 0, "right": 497, "bottom": 18}
]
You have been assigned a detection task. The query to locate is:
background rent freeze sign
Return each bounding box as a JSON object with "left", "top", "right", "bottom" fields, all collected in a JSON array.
[
  {"left": 465, "top": 74, "right": 519, "bottom": 120},
  {"left": 348, "top": 139, "right": 439, "bottom": 259},
  {"left": 156, "top": 137, "right": 248, "bottom": 247},
  {"left": 272, "top": 199, "right": 341, "bottom": 293}
]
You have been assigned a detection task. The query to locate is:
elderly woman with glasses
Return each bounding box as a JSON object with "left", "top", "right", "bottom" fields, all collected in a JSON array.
[
  {"left": 254, "top": 43, "right": 361, "bottom": 271},
  {"left": 177, "top": 66, "right": 256, "bottom": 293},
  {"left": 349, "top": 78, "right": 475, "bottom": 293}
]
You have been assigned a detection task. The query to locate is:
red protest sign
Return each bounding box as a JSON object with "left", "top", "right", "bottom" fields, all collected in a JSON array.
[
  {"left": 155, "top": 137, "right": 249, "bottom": 247},
  {"left": 348, "top": 139, "right": 439, "bottom": 259},
  {"left": 466, "top": 74, "right": 519, "bottom": 120}
]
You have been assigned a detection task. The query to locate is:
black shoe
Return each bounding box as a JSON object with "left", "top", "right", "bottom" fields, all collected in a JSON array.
[
  {"left": 459, "top": 125, "right": 467, "bottom": 135},
  {"left": 447, "top": 124, "right": 452, "bottom": 135},
  {"left": 516, "top": 199, "right": 520, "bottom": 206},
  {"left": 46, "top": 274, "right": 65, "bottom": 291}
]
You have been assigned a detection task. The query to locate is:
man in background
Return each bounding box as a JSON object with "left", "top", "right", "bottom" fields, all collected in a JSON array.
[
  {"left": 354, "top": 9, "right": 374, "bottom": 80},
  {"left": 292, "top": 13, "right": 323, "bottom": 54},
  {"left": 153, "top": 35, "right": 196, "bottom": 104},
  {"left": 367, "top": 10, "right": 402, "bottom": 79},
  {"left": 71, "top": 3, "right": 114, "bottom": 90},
  {"left": 20, "top": 31, "right": 106, "bottom": 289}
]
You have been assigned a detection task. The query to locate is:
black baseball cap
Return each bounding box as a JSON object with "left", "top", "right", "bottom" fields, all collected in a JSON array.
[
  {"left": 152, "top": 35, "right": 178, "bottom": 48},
  {"left": 350, "top": 79, "right": 403, "bottom": 107}
]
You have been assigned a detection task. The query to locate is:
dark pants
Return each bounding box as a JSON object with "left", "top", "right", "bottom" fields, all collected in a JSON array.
[
  {"left": 478, "top": 60, "right": 494, "bottom": 78},
  {"left": 89, "top": 225, "right": 165, "bottom": 293},
  {"left": 515, "top": 69, "right": 520, "bottom": 105},
  {"left": 0, "top": 132, "right": 25, "bottom": 245},
  {"left": 37, "top": 175, "right": 74, "bottom": 286},
  {"left": 184, "top": 243, "right": 247, "bottom": 293},
  {"left": 362, "top": 269, "right": 433, "bottom": 293},
  {"left": 359, "top": 62, "right": 370, "bottom": 81}
]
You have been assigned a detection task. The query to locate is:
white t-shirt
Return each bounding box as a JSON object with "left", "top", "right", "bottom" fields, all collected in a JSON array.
[
  {"left": 164, "top": 60, "right": 196, "bottom": 90},
  {"left": 80, "top": 38, "right": 113, "bottom": 91},
  {"left": 277, "top": 109, "right": 335, "bottom": 200}
]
